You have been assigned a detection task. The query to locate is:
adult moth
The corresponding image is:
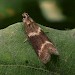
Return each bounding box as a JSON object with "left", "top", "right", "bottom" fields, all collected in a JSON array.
[{"left": 22, "top": 13, "right": 59, "bottom": 64}]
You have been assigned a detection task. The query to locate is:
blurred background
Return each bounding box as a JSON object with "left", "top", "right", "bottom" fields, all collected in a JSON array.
[{"left": 0, "top": 0, "right": 75, "bottom": 30}]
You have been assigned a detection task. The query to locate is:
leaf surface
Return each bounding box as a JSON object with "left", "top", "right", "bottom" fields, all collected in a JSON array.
[{"left": 0, "top": 23, "right": 75, "bottom": 75}]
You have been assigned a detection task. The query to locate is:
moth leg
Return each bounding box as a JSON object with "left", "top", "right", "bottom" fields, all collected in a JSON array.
[
  {"left": 40, "top": 28, "right": 49, "bottom": 33},
  {"left": 44, "top": 31, "right": 49, "bottom": 33},
  {"left": 24, "top": 38, "right": 28, "bottom": 43}
]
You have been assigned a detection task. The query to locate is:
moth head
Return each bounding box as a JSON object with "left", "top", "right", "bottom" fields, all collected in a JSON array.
[
  {"left": 22, "top": 12, "right": 33, "bottom": 25},
  {"left": 22, "top": 13, "right": 29, "bottom": 19}
]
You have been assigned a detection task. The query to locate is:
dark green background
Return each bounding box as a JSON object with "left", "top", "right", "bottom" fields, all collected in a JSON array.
[{"left": 0, "top": 0, "right": 75, "bottom": 29}]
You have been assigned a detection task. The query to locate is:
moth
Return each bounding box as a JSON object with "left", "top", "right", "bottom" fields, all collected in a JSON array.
[{"left": 22, "top": 13, "right": 59, "bottom": 64}]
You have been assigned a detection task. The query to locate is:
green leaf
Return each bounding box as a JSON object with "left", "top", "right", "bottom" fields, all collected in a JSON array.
[{"left": 0, "top": 22, "right": 75, "bottom": 75}]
